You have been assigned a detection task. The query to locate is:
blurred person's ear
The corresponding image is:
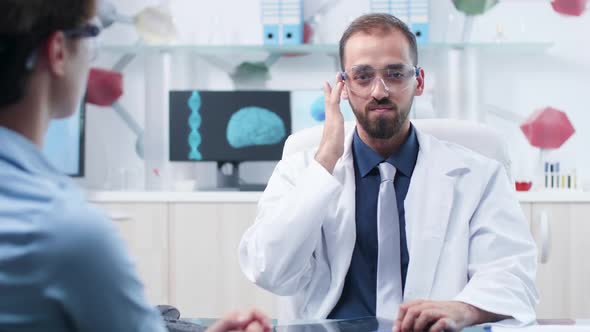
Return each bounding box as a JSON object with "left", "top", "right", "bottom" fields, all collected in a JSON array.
[{"left": 44, "top": 32, "right": 69, "bottom": 77}]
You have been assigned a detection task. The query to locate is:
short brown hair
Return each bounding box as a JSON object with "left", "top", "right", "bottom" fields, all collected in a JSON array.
[
  {"left": 0, "top": 0, "right": 96, "bottom": 107},
  {"left": 339, "top": 13, "right": 418, "bottom": 71}
]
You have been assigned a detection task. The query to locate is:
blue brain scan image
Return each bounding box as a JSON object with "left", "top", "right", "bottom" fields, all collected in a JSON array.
[{"left": 226, "top": 106, "right": 287, "bottom": 149}]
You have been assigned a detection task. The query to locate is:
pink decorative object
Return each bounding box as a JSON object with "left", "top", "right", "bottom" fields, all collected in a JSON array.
[
  {"left": 86, "top": 68, "right": 123, "bottom": 106},
  {"left": 520, "top": 106, "right": 575, "bottom": 149},
  {"left": 552, "top": 0, "right": 587, "bottom": 16}
]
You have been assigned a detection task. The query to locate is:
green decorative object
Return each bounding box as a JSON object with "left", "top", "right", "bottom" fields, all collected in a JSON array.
[
  {"left": 230, "top": 61, "right": 272, "bottom": 89},
  {"left": 452, "top": 0, "right": 499, "bottom": 15},
  {"left": 232, "top": 61, "right": 271, "bottom": 81}
]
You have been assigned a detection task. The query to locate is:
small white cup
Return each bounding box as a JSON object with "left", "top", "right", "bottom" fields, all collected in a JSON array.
[{"left": 174, "top": 179, "right": 197, "bottom": 192}]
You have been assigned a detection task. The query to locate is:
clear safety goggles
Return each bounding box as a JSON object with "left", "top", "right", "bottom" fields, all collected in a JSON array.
[
  {"left": 341, "top": 64, "right": 420, "bottom": 99},
  {"left": 25, "top": 19, "right": 102, "bottom": 71}
]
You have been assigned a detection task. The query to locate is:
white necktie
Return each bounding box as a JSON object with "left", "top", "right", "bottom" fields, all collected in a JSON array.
[{"left": 376, "top": 162, "right": 403, "bottom": 318}]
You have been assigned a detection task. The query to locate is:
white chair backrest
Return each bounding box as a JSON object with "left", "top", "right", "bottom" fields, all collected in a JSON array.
[{"left": 282, "top": 119, "right": 512, "bottom": 179}]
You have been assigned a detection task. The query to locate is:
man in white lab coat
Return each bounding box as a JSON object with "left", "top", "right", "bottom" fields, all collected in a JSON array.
[{"left": 239, "top": 13, "right": 538, "bottom": 332}]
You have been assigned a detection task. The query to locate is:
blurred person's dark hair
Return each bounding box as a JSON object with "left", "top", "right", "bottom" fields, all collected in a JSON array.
[{"left": 0, "top": 0, "right": 97, "bottom": 108}]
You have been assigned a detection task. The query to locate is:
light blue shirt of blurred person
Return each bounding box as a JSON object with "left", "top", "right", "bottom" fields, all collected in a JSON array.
[{"left": 0, "top": 127, "right": 166, "bottom": 332}]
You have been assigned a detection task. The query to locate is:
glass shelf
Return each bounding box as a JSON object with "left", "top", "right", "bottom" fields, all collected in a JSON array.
[{"left": 101, "top": 42, "right": 554, "bottom": 57}]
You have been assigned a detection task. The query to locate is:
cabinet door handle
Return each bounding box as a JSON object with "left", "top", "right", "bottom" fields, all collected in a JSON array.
[
  {"left": 538, "top": 211, "right": 551, "bottom": 264},
  {"left": 108, "top": 213, "right": 133, "bottom": 222}
]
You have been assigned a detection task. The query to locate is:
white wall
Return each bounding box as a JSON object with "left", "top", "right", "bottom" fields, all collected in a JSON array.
[
  {"left": 474, "top": 2, "right": 590, "bottom": 186},
  {"left": 77, "top": 0, "right": 590, "bottom": 191}
]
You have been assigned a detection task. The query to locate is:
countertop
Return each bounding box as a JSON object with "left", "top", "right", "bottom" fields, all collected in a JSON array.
[{"left": 85, "top": 190, "right": 590, "bottom": 203}]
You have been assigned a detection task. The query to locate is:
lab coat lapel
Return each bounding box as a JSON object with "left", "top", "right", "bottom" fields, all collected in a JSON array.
[
  {"left": 403, "top": 131, "right": 464, "bottom": 301},
  {"left": 321, "top": 127, "right": 357, "bottom": 311},
  {"left": 331, "top": 128, "right": 356, "bottom": 237}
]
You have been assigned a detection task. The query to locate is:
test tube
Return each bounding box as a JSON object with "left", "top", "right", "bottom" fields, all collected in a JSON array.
[{"left": 545, "top": 162, "right": 549, "bottom": 189}]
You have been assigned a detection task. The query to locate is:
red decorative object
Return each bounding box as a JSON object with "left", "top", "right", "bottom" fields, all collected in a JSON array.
[
  {"left": 552, "top": 0, "right": 587, "bottom": 16},
  {"left": 515, "top": 181, "right": 533, "bottom": 191},
  {"left": 520, "top": 106, "right": 575, "bottom": 149},
  {"left": 85, "top": 68, "right": 123, "bottom": 106}
]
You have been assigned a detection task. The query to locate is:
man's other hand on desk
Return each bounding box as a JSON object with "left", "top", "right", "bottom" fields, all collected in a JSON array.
[
  {"left": 393, "top": 300, "right": 509, "bottom": 332},
  {"left": 206, "top": 309, "right": 271, "bottom": 332}
]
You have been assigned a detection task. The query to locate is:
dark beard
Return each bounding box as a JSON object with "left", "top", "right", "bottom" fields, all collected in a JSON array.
[{"left": 351, "top": 97, "right": 411, "bottom": 139}]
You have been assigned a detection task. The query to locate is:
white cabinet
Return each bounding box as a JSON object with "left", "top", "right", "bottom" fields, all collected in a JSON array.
[
  {"left": 521, "top": 202, "right": 532, "bottom": 226},
  {"left": 95, "top": 203, "right": 170, "bottom": 305},
  {"left": 89, "top": 197, "right": 277, "bottom": 319},
  {"left": 567, "top": 204, "right": 590, "bottom": 318},
  {"left": 530, "top": 203, "right": 570, "bottom": 318},
  {"left": 168, "top": 203, "right": 278, "bottom": 318},
  {"left": 87, "top": 191, "right": 590, "bottom": 320},
  {"left": 530, "top": 203, "right": 590, "bottom": 319}
]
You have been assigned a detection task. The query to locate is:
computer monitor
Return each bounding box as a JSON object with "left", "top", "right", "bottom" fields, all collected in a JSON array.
[
  {"left": 42, "top": 102, "right": 85, "bottom": 177},
  {"left": 169, "top": 90, "right": 291, "bottom": 190},
  {"left": 290, "top": 89, "right": 355, "bottom": 133}
]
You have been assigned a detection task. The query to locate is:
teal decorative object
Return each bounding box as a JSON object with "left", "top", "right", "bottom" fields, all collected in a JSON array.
[
  {"left": 452, "top": 0, "right": 499, "bottom": 15},
  {"left": 187, "top": 91, "right": 202, "bottom": 160},
  {"left": 226, "top": 107, "right": 286, "bottom": 149}
]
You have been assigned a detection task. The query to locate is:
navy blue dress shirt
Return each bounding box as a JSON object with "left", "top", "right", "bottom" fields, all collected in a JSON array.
[{"left": 329, "top": 124, "right": 419, "bottom": 319}]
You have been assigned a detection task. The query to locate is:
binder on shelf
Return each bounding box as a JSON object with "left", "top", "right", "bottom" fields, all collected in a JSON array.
[
  {"left": 281, "top": 0, "right": 303, "bottom": 45},
  {"left": 261, "top": 0, "right": 303, "bottom": 45},
  {"left": 370, "top": 0, "right": 430, "bottom": 44},
  {"left": 262, "top": 0, "right": 280, "bottom": 45},
  {"left": 410, "top": 0, "right": 429, "bottom": 44}
]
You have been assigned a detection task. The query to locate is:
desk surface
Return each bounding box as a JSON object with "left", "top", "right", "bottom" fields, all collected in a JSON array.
[{"left": 187, "top": 318, "right": 590, "bottom": 328}]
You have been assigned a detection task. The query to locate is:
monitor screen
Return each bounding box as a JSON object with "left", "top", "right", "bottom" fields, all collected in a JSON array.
[
  {"left": 42, "top": 102, "right": 85, "bottom": 177},
  {"left": 290, "top": 89, "right": 355, "bottom": 133},
  {"left": 169, "top": 90, "right": 291, "bottom": 162}
]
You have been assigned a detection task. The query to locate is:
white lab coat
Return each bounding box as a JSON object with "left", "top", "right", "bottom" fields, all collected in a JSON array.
[{"left": 239, "top": 127, "right": 538, "bottom": 325}]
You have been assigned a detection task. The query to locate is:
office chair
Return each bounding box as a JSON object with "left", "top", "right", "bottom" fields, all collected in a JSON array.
[{"left": 282, "top": 119, "right": 512, "bottom": 180}]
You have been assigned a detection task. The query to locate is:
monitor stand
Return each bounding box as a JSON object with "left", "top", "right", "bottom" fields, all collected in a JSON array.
[
  {"left": 215, "top": 161, "right": 267, "bottom": 192},
  {"left": 238, "top": 183, "right": 267, "bottom": 192}
]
